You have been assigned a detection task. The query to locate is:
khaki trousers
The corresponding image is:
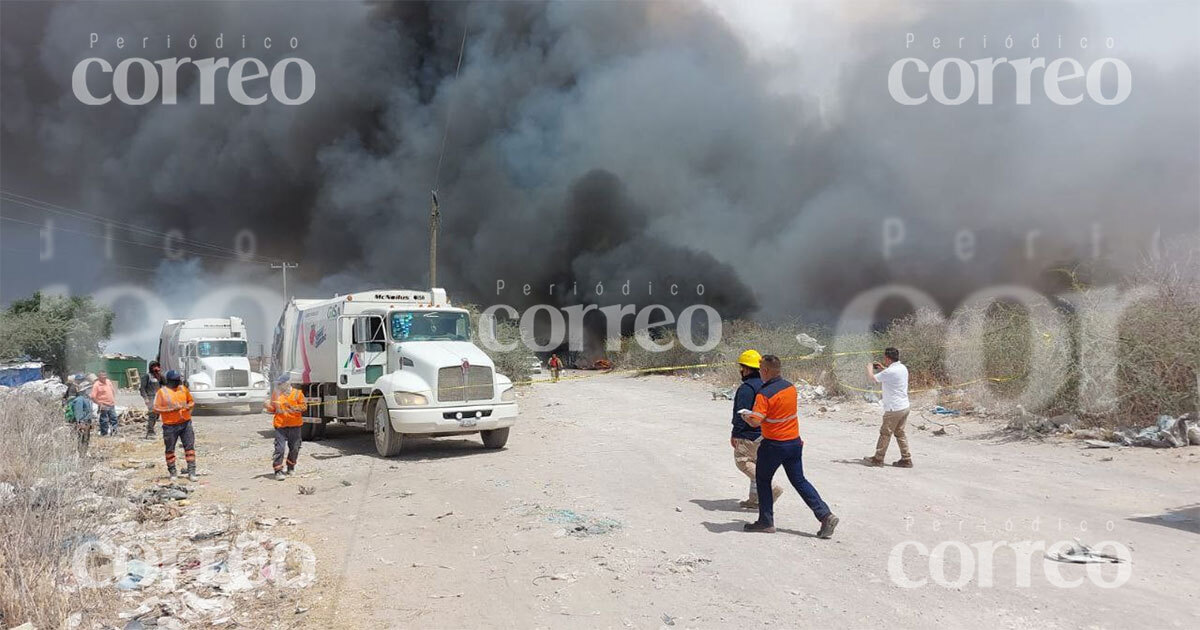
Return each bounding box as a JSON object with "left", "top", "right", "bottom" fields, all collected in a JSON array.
[
  {"left": 874, "top": 409, "right": 912, "bottom": 461},
  {"left": 733, "top": 437, "right": 781, "bottom": 502}
]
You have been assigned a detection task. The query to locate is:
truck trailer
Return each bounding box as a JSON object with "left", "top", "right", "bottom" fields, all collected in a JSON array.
[
  {"left": 158, "top": 318, "right": 269, "bottom": 410},
  {"left": 270, "top": 288, "right": 518, "bottom": 456}
]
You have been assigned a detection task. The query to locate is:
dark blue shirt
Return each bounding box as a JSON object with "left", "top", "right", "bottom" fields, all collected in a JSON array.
[{"left": 731, "top": 374, "right": 764, "bottom": 440}]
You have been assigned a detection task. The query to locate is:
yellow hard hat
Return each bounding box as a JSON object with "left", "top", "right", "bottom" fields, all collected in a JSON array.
[{"left": 737, "top": 349, "right": 761, "bottom": 369}]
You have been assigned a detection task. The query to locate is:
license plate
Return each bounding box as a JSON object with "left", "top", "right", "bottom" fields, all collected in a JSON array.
[{"left": 458, "top": 416, "right": 478, "bottom": 428}]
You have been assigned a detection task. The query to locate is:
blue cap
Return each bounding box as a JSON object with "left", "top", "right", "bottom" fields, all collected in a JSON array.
[
  {"left": 274, "top": 373, "right": 291, "bottom": 384},
  {"left": 165, "top": 369, "right": 182, "bottom": 382}
]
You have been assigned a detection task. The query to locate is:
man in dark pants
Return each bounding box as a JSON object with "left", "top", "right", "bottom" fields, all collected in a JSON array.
[
  {"left": 155, "top": 369, "right": 197, "bottom": 482},
  {"left": 265, "top": 374, "right": 307, "bottom": 481},
  {"left": 740, "top": 355, "right": 839, "bottom": 538},
  {"left": 140, "top": 360, "right": 164, "bottom": 439},
  {"left": 729, "top": 349, "right": 781, "bottom": 509}
]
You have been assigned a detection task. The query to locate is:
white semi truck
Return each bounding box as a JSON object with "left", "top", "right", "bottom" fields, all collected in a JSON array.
[
  {"left": 270, "top": 288, "right": 518, "bottom": 456},
  {"left": 158, "top": 318, "right": 269, "bottom": 410}
]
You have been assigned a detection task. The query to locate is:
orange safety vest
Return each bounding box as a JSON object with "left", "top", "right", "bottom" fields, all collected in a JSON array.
[
  {"left": 749, "top": 377, "right": 801, "bottom": 442},
  {"left": 267, "top": 388, "right": 307, "bottom": 429},
  {"left": 154, "top": 386, "right": 194, "bottom": 426}
]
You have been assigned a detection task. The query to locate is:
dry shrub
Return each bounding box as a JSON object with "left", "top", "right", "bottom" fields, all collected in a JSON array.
[
  {"left": 877, "top": 309, "right": 948, "bottom": 389},
  {"left": 1106, "top": 262, "right": 1200, "bottom": 422},
  {"left": 0, "top": 395, "right": 109, "bottom": 627}
]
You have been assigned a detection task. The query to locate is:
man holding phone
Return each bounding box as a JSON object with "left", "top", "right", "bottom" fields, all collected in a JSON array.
[{"left": 864, "top": 347, "right": 912, "bottom": 468}]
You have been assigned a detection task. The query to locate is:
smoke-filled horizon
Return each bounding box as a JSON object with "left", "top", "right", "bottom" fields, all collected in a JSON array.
[{"left": 2, "top": 0, "right": 1197, "bottom": 357}]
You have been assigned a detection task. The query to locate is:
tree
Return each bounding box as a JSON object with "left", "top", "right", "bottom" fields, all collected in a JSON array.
[{"left": 0, "top": 292, "right": 114, "bottom": 379}]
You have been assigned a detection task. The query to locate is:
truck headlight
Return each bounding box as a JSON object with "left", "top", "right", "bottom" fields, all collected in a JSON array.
[
  {"left": 393, "top": 392, "right": 428, "bottom": 406},
  {"left": 501, "top": 387, "right": 516, "bottom": 402},
  {"left": 191, "top": 382, "right": 211, "bottom": 391},
  {"left": 253, "top": 381, "right": 267, "bottom": 389}
]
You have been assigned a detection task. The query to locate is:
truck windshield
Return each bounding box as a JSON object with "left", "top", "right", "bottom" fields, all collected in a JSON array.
[
  {"left": 196, "top": 340, "right": 247, "bottom": 357},
  {"left": 390, "top": 311, "right": 470, "bottom": 342}
]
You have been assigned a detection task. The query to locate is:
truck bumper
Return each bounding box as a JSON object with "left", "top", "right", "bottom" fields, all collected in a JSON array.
[
  {"left": 389, "top": 402, "right": 518, "bottom": 434},
  {"left": 193, "top": 388, "right": 268, "bottom": 407}
]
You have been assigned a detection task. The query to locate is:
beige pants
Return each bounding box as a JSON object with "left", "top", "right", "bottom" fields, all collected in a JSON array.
[
  {"left": 874, "top": 409, "right": 912, "bottom": 461},
  {"left": 733, "top": 438, "right": 781, "bottom": 502}
]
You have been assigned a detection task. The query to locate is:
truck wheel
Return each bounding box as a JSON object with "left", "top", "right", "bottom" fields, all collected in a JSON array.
[
  {"left": 480, "top": 427, "right": 510, "bottom": 449},
  {"left": 372, "top": 398, "right": 403, "bottom": 457}
]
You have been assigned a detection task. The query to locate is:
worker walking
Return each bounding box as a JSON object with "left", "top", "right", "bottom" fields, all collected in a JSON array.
[
  {"left": 65, "top": 381, "right": 97, "bottom": 456},
  {"left": 740, "top": 355, "right": 839, "bottom": 538},
  {"left": 729, "top": 349, "right": 781, "bottom": 509},
  {"left": 155, "top": 369, "right": 197, "bottom": 481},
  {"left": 265, "top": 374, "right": 307, "bottom": 481},
  {"left": 91, "top": 370, "right": 118, "bottom": 436},
  {"left": 863, "top": 347, "right": 912, "bottom": 468},
  {"left": 548, "top": 354, "right": 563, "bottom": 382},
  {"left": 140, "top": 360, "right": 164, "bottom": 439}
]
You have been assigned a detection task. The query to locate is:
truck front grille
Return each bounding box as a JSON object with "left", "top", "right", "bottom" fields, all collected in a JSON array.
[
  {"left": 437, "top": 365, "right": 494, "bottom": 402},
  {"left": 215, "top": 368, "right": 249, "bottom": 388}
]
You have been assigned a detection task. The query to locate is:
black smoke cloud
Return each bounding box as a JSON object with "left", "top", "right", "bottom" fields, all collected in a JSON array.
[{"left": 1, "top": 0, "right": 1196, "bottom": 338}]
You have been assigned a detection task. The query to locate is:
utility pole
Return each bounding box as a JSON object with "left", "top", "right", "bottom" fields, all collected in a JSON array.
[
  {"left": 270, "top": 262, "right": 298, "bottom": 301},
  {"left": 429, "top": 190, "right": 440, "bottom": 288}
]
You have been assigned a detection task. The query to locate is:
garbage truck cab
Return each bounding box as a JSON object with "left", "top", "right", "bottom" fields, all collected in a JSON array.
[
  {"left": 271, "top": 288, "right": 518, "bottom": 456},
  {"left": 158, "top": 318, "right": 269, "bottom": 410}
]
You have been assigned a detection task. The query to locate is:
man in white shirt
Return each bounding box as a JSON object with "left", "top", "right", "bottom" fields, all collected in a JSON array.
[{"left": 864, "top": 347, "right": 913, "bottom": 468}]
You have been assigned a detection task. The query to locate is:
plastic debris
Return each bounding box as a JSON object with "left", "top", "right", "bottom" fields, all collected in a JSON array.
[
  {"left": 545, "top": 508, "right": 622, "bottom": 536},
  {"left": 794, "top": 333, "right": 825, "bottom": 354},
  {"left": 1046, "top": 539, "right": 1125, "bottom": 564}
]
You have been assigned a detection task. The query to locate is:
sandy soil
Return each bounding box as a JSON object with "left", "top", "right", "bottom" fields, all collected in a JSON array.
[{"left": 115, "top": 372, "right": 1200, "bottom": 629}]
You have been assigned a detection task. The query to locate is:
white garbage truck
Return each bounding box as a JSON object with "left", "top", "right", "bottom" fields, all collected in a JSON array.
[
  {"left": 158, "top": 317, "right": 269, "bottom": 410},
  {"left": 270, "top": 288, "right": 518, "bottom": 456}
]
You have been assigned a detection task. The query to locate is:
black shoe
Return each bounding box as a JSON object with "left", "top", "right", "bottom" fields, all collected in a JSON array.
[
  {"left": 743, "top": 521, "right": 776, "bottom": 533},
  {"left": 817, "top": 514, "right": 839, "bottom": 539}
]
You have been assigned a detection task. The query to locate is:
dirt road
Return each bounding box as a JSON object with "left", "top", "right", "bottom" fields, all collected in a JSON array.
[{"left": 120, "top": 373, "right": 1199, "bottom": 628}]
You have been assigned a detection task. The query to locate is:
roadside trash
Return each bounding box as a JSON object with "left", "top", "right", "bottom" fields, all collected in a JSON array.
[
  {"left": 138, "top": 484, "right": 190, "bottom": 504},
  {"left": 662, "top": 613, "right": 677, "bottom": 626},
  {"left": 340, "top": 479, "right": 353, "bottom": 487},
  {"left": 711, "top": 388, "right": 735, "bottom": 401},
  {"left": 1046, "top": 539, "right": 1125, "bottom": 564},
  {"left": 546, "top": 508, "right": 622, "bottom": 536},
  {"left": 1083, "top": 440, "right": 1116, "bottom": 449},
  {"left": 116, "top": 559, "right": 152, "bottom": 590},
  {"left": 1115, "top": 413, "right": 1197, "bottom": 448},
  {"left": 298, "top": 485, "right": 316, "bottom": 495},
  {"left": 794, "top": 333, "right": 825, "bottom": 354},
  {"left": 931, "top": 406, "right": 960, "bottom": 416}
]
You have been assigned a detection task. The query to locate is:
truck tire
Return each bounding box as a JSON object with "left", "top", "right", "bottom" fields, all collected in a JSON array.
[
  {"left": 372, "top": 398, "right": 403, "bottom": 457},
  {"left": 480, "top": 427, "right": 510, "bottom": 449},
  {"left": 302, "top": 421, "right": 326, "bottom": 441}
]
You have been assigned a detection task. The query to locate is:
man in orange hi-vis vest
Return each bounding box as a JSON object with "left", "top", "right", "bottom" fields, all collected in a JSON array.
[
  {"left": 739, "top": 355, "right": 839, "bottom": 538},
  {"left": 154, "top": 370, "right": 197, "bottom": 482},
  {"left": 265, "top": 374, "right": 307, "bottom": 481}
]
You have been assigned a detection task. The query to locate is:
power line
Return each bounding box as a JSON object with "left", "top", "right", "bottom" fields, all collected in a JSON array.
[
  {"left": 0, "top": 190, "right": 281, "bottom": 264},
  {"left": 0, "top": 215, "right": 264, "bottom": 265}
]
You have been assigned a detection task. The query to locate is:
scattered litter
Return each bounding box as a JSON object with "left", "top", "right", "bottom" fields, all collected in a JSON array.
[
  {"left": 710, "top": 388, "right": 735, "bottom": 401},
  {"left": 435, "top": 511, "right": 454, "bottom": 520},
  {"left": 137, "top": 484, "right": 191, "bottom": 504},
  {"left": 340, "top": 480, "right": 353, "bottom": 487},
  {"left": 545, "top": 508, "right": 622, "bottom": 536},
  {"left": 295, "top": 606, "right": 309, "bottom": 614},
  {"left": 429, "top": 593, "right": 463, "bottom": 599},
  {"left": 794, "top": 333, "right": 825, "bottom": 354},
  {"left": 666, "top": 553, "right": 711, "bottom": 574},
  {"left": 1083, "top": 440, "right": 1115, "bottom": 449},
  {"left": 116, "top": 559, "right": 152, "bottom": 590},
  {"left": 931, "top": 406, "right": 960, "bottom": 416},
  {"left": 298, "top": 485, "right": 316, "bottom": 495},
  {"left": 1046, "top": 539, "right": 1125, "bottom": 564},
  {"left": 661, "top": 613, "right": 677, "bottom": 626},
  {"left": 1115, "top": 414, "right": 1197, "bottom": 448}
]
